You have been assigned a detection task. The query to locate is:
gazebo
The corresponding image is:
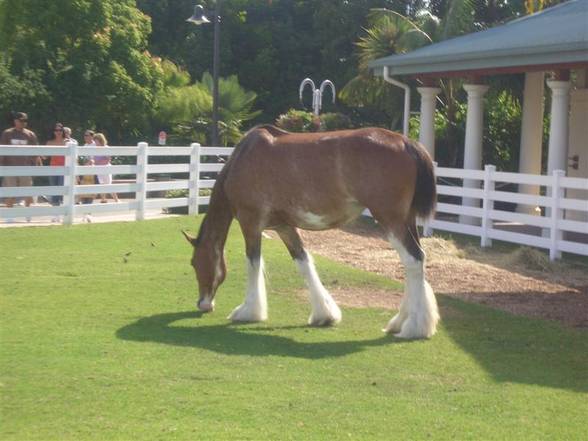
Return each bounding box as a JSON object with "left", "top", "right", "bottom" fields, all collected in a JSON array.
[{"left": 369, "top": 0, "right": 588, "bottom": 220}]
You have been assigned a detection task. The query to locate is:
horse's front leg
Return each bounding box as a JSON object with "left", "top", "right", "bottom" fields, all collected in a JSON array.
[
  {"left": 228, "top": 224, "right": 268, "bottom": 322},
  {"left": 276, "top": 226, "right": 341, "bottom": 326}
]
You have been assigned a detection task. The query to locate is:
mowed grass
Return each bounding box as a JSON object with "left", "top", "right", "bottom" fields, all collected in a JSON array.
[{"left": 1, "top": 217, "right": 587, "bottom": 440}]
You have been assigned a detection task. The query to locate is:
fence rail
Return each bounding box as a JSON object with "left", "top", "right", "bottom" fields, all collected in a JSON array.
[
  {"left": 423, "top": 165, "right": 588, "bottom": 260},
  {"left": 1, "top": 144, "right": 587, "bottom": 260},
  {"left": 0, "top": 142, "right": 234, "bottom": 224}
]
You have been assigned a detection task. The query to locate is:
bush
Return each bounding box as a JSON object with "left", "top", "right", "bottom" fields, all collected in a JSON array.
[
  {"left": 164, "top": 188, "right": 212, "bottom": 214},
  {"left": 319, "top": 112, "right": 353, "bottom": 131},
  {"left": 275, "top": 109, "right": 319, "bottom": 132},
  {"left": 275, "top": 109, "right": 353, "bottom": 132}
]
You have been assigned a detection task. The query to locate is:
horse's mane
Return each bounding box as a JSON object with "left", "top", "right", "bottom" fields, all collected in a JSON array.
[{"left": 196, "top": 125, "right": 287, "bottom": 244}]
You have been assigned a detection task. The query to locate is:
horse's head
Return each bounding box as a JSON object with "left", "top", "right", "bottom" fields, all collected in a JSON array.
[{"left": 182, "top": 230, "right": 227, "bottom": 312}]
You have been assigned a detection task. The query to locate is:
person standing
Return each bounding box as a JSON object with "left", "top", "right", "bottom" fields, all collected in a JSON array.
[
  {"left": 0, "top": 112, "right": 40, "bottom": 214},
  {"left": 46, "top": 122, "right": 66, "bottom": 206},
  {"left": 78, "top": 130, "right": 97, "bottom": 222},
  {"left": 63, "top": 127, "right": 78, "bottom": 146},
  {"left": 82, "top": 130, "right": 95, "bottom": 148},
  {"left": 93, "top": 133, "right": 119, "bottom": 203}
]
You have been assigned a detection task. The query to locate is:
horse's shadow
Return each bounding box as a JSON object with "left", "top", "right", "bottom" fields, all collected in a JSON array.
[{"left": 116, "top": 311, "right": 396, "bottom": 359}]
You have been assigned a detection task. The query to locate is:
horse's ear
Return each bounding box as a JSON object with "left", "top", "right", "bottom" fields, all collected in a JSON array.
[{"left": 182, "top": 230, "right": 197, "bottom": 247}]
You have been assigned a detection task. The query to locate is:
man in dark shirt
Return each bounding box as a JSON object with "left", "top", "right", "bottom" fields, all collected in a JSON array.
[{"left": 0, "top": 112, "right": 40, "bottom": 208}]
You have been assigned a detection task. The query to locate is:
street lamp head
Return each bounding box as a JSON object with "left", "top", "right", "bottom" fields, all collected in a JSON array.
[{"left": 187, "top": 5, "right": 210, "bottom": 25}]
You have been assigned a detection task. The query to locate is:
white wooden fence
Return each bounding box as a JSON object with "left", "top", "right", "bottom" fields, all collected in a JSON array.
[
  {"left": 0, "top": 142, "right": 234, "bottom": 223},
  {"left": 1, "top": 144, "right": 587, "bottom": 260},
  {"left": 421, "top": 165, "right": 588, "bottom": 260}
]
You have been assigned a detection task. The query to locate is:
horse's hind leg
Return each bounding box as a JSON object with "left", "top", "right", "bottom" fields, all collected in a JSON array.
[
  {"left": 381, "top": 218, "right": 439, "bottom": 338},
  {"left": 228, "top": 221, "right": 268, "bottom": 322},
  {"left": 276, "top": 226, "right": 341, "bottom": 326}
]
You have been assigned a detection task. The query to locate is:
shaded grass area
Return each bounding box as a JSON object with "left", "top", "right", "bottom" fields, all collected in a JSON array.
[{"left": 1, "top": 217, "right": 587, "bottom": 440}]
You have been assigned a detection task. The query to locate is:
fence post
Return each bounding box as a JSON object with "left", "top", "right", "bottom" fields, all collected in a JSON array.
[
  {"left": 136, "top": 142, "right": 148, "bottom": 221},
  {"left": 189, "top": 143, "right": 201, "bottom": 216},
  {"left": 63, "top": 142, "right": 77, "bottom": 225},
  {"left": 549, "top": 169, "right": 564, "bottom": 260},
  {"left": 481, "top": 164, "right": 495, "bottom": 247},
  {"left": 423, "top": 161, "right": 437, "bottom": 237}
]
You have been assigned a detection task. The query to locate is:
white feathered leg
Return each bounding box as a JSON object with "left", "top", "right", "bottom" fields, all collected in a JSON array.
[
  {"left": 228, "top": 257, "right": 268, "bottom": 322},
  {"left": 384, "top": 233, "right": 439, "bottom": 339},
  {"left": 296, "top": 253, "right": 342, "bottom": 326}
]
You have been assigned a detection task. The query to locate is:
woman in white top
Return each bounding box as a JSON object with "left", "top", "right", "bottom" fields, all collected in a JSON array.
[{"left": 93, "top": 133, "right": 119, "bottom": 203}]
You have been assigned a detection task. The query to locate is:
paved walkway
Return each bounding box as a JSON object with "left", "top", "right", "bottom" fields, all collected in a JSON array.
[{"left": 0, "top": 200, "right": 178, "bottom": 228}]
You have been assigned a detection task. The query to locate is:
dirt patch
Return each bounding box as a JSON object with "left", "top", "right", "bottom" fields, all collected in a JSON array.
[
  {"left": 325, "top": 287, "right": 402, "bottom": 311},
  {"left": 267, "top": 219, "right": 588, "bottom": 328}
]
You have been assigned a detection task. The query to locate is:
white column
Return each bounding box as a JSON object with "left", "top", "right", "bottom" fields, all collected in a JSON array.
[
  {"left": 461, "top": 84, "right": 489, "bottom": 225},
  {"left": 543, "top": 79, "right": 571, "bottom": 236},
  {"left": 517, "top": 72, "right": 544, "bottom": 215},
  {"left": 566, "top": 71, "right": 588, "bottom": 222},
  {"left": 417, "top": 86, "right": 442, "bottom": 159},
  {"left": 546, "top": 80, "right": 571, "bottom": 174}
]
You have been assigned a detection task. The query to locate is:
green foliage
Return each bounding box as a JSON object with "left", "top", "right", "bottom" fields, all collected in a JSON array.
[
  {"left": 154, "top": 72, "right": 260, "bottom": 146},
  {"left": 158, "top": 58, "right": 191, "bottom": 89},
  {"left": 484, "top": 90, "right": 522, "bottom": 171},
  {"left": 0, "top": 0, "right": 163, "bottom": 143},
  {"left": 339, "top": 6, "right": 428, "bottom": 125},
  {"left": 0, "top": 61, "right": 51, "bottom": 125},
  {"left": 320, "top": 112, "right": 353, "bottom": 131},
  {"left": 275, "top": 109, "right": 319, "bottom": 132},
  {"left": 342, "top": 1, "right": 533, "bottom": 166},
  {"left": 276, "top": 109, "right": 352, "bottom": 132},
  {"left": 137, "top": 1, "right": 405, "bottom": 125},
  {"left": 0, "top": 0, "right": 537, "bottom": 165}
]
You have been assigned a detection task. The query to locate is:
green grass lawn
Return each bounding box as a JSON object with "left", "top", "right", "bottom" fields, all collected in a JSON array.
[{"left": 1, "top": 217, "right": 587, "bottom": 440}]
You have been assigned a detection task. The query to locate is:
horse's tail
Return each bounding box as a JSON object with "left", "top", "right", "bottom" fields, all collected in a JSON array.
[{"left": 406, "top": 139, "right": 437, "bottom": 219}]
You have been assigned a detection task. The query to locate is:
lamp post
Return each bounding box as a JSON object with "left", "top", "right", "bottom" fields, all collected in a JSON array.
[{"left": 187, "top": 2, "right": 222, "bottom": 146}]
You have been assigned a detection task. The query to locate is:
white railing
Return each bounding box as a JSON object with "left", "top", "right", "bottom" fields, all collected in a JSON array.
[
  {"left": 423, "top": 165, "right": 588, "bottom": 260},
  {"left": 2, "top": 145, "right": 587, "bottom": 260},
  {"left": 0, "top": 142, "right": 234, "bottom": 224}
]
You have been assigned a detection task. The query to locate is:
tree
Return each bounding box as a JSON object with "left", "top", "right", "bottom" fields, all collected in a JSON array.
[
  {"left": 137, "top": 1, "right": 402, "bottom": 125},
  {"left": 0, "top": 0, "right": 163, "bottom": 143},
  {"left": 341, "top": 1, "right": 531, "bottom": 165},
  {"left": 339, "top": 7, "right": 432, "bottom": 128},
  {"left": 0, "top": 60, "right": 51, "bottom": 126},
  {"left": 155, "top": 71, "right": 260, "bottom": 146}
]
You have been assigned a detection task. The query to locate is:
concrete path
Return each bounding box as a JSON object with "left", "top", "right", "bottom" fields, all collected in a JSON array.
[{"left": 0, "top": 200, "right": 178, "bottom": 228}]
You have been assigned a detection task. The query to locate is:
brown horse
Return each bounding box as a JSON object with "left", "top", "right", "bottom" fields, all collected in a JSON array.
[{"left": 183, "top": 125, "right": 439, "bottom": 339}]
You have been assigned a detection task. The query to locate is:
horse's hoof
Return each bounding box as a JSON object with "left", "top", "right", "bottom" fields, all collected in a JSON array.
[
  {"left": 197, "top": 299, "right": 215, "bottom": 312},
  {"left": 391, "top": 318, "right": 436, "bottom": 339},
  {"left": 383, "top": 313, "right": 405, "bottom": 334},
  {"left": 227, "top": 304, "right": 267, "bottom": 322},
  {"left": 308, "top": 315, "right": 341, "bottom": 327}
]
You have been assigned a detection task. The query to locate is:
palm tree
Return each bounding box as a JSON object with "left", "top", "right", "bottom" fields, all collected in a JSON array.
[
  {"left": 341, "top": 1, "right": 480, "bottom": 165},
  {"left": 155, "top": 71, "right": 260, "bottom": 146},
  {"left": 339, "top": 9, "right": 432, "bottom": 109}
]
